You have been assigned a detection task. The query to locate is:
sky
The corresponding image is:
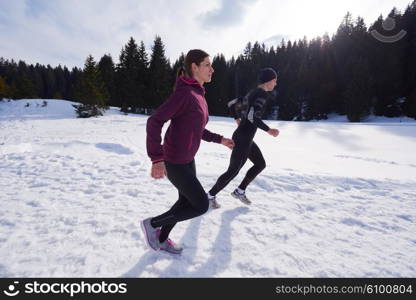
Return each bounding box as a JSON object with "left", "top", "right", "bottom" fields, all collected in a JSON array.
[{"left": 0, "top": 0, "right": 412, "bottom": 69}]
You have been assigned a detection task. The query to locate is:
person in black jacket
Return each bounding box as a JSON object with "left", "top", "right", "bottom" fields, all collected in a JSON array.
[{"left": 207, "top": 68, "right": 280, "bottom": 208}]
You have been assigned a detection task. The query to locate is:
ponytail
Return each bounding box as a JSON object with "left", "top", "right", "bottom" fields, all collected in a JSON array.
[
  {"left": 177, "top": 66, "right": 186, "bottom": 78},
  {"left": 173, "top": 66, "right": 185, "bottom": 91}
]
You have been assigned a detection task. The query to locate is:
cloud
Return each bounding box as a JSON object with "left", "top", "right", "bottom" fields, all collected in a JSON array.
[
  {"left": 0, "top": 0, "right": 221, "bottom": 68},
  {"left": 263, "top": 34, "right": 293, "bottom": 46},
  {"left": 0, "top": 0, "right": 411, "bottom": 69},
  {"left": 200, "top": 0, "right": 258, "bottom": 29}
]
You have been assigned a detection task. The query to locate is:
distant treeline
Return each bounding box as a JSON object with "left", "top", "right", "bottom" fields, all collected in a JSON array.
[{"left": 1, "top": 1, "right": 416, "bottom": 121}]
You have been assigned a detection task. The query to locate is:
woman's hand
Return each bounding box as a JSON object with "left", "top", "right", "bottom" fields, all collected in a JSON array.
[
  {"left": 235, "top": 118, "right": 241, "bottom": 126},
  {"left": 267, "top": 128, "right": 280, "bottom": 137},
  {"left": 221, "top": 137, "right": 235, "bottom": 150},
  {"left": 151, "top": 161, "right": 167, "bottom": 179}
]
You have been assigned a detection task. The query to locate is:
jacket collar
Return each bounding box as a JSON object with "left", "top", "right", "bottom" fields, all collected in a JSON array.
[{"left": 175, "top": 76, "right": 205, "bottom": 95}]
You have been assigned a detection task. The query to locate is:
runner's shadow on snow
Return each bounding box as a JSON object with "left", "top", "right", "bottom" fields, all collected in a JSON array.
[
  {"left": 154, "top": 216, "right": 204, "bottom": 277},
  {"left": 372, "top": 122, "right": 416, "bottom": 139},
  {"left": 158, "top": 206, "right": 249, "bottom": 277},
  {"left": 121, "top": 207, "right": 248, "bottom": 277},
  {"left": 95, "top": 143, "right": 134, "bottom": 155},
  {"left": 121, "top": 251, "right": 160, "bottom": 278}
]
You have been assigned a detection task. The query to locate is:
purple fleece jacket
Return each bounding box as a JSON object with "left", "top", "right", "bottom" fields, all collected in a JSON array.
[{"left": 146, "top": 77, "right": 223, "bottom": 164}]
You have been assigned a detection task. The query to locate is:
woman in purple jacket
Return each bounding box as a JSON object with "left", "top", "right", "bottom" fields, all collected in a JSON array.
[{"left": 141, "top": 49, "right": 234, "bottom": 255}]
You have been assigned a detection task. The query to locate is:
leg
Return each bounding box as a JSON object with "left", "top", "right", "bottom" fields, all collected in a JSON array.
[
  {"left": 151, "top": 160, "right": 209, "bottom": 229},
  {"left": 238, "top": 141, "right": 266, "bottom": 190},
  {"left": 208, "top": 140, "right": 251, "bottom": 196},
  {"left": 157, "top": 193, "right": 188, "bottom": 242}
]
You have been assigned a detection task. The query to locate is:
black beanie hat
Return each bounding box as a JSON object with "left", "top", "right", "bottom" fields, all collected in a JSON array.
[{"left": 258, "top": 67, "right": 277, "bottom": 84}]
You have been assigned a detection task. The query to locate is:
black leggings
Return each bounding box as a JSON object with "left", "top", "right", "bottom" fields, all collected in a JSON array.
[
  {"left": 150, "top": 160, "right": 209, "bottom": 242},
  {"left": 209, "top": 137, "right": 266, "bottom": 196}
]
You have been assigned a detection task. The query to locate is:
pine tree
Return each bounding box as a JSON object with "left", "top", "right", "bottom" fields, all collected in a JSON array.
[
  {"left": 226, "top": 56, "right": 237, "bottom": 101},
  {"left": 15, "top": 61, "right": 37, "bottom": 99},
  {"left": 137, "top": 41, "right": 149, "bottom": 112},
  {"left": 32, "top": 64, "right": 45, "bottom": 98},
  {"left": 316, "top": 34, "right": 337, "bottom": 119},
  {"left": 243, "top": 42, "right": 252, "bottom": 60},
  {"left": 62, "top": 66, "right": 72, "bottom": 100},
  {"left": 74, "top": 55, "right": 108, "bottom": 117},
  {"left": 332, "top": 12, "right": 355, "bottom": 115},
  {"left": 369, "top": 11, "right": 406, "bottom": 117},
  {"left": 344, "top": 56, "right": 373, "bottom": 122},
  {"left": 42, "top": 65, "right": 57, "bottom": 99},
  {"left": 402, "top": 1, "right": 416, "bottom": 118},
  {"left": 98, "top": 54, "right": 116, "bottom": 107},
  {"left": 69, "top": 67, "right": 82, "bottom": 101},
  {"left": 205, "top": 54, "right": 228, "bottom": 116},
  {"left": 116, "top": 37, "right": 141, "bottom": 112},
  {"left": 278, "top": 40, "right": 306, "bottom": 120},
  {"left": 148, "top": 36, "right": 172, "bottom": 109},
  {"left": 172, "top": 52, "right": 185, "bottom": 84},
  {"left": 54, "top": 65, "right": 65, "bottom": 99},
  {"left": 0, "top": 76, "right": 12, "bottom": 99}
]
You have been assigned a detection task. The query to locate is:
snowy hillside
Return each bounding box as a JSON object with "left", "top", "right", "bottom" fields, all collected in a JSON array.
[{"left": 0, "top": 99, "right": 415, "bottom": 277}]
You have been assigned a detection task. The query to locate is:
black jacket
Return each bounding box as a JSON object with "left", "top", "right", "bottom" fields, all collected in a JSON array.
[{"left": 231, "top": 88, "right": 270, "bottom": 140}]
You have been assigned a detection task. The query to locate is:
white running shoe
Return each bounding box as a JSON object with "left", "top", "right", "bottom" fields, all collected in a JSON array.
[
  {"left": 231, "top": 189, "right": 251, "bottom": 205},
  {"left": 207, "top": 193, "right": 221, "bottom": 209}
]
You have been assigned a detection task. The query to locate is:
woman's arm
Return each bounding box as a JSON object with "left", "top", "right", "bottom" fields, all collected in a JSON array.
[
  {"left": 202, "top": 129, "right": 234, "bottom": 149},
  {"left": 146, "top": 92, "right": 187, "bottom": 163}
]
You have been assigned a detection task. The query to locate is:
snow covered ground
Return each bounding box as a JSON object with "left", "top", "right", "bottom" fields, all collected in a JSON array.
[{"left": 1, "top": 99, "right": 415, "bottom": 277}]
